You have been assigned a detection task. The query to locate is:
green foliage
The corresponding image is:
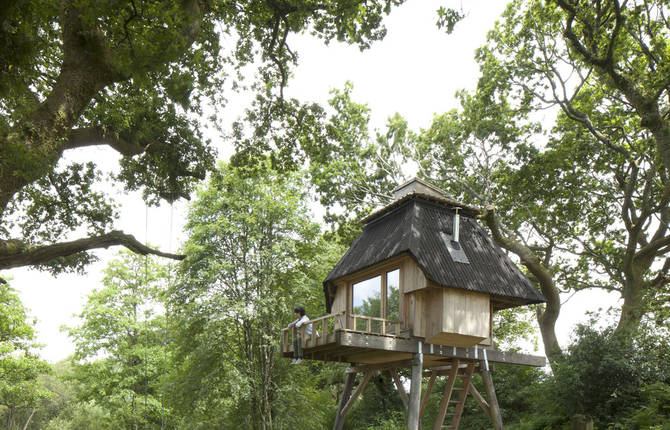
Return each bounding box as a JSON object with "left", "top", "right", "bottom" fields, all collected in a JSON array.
[
  {"left": 1, "top": 0, "right": 406, "bottom": 273},
  {"left": 617, "top": 382, "right": 670, "bottom": 430},
  {"left": 67, "top": 252, "right": 175, "bottom": 429},
  {"left": 550, "top": 324, "right": 670, "bottom": 427},
  {"left": 0, "top": 281, "right": 53, "bottom": 429},
  {"left": 496, "top": 322, "right": 670, "bottom": 430},
  {"left": 345, "top": 372, "right": 405, "bottom": 430},
  {"left": 171, "top": 162, "right": 333, "bottom": 428}
]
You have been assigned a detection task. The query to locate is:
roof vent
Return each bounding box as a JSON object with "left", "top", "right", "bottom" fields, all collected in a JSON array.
[{"left": 453, "top": 208, "right": 460, "bottom": 243}]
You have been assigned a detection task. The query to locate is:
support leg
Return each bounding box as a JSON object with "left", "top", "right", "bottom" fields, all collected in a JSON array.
[
  {"left": 480, "top": 363, "right": 503, "bottom": 430},
  {"left": 333, "top": 368, "right": 356, "bottom": 430},
  {"left": 407, "top": 342, "right": 424, "bottom": 430}
]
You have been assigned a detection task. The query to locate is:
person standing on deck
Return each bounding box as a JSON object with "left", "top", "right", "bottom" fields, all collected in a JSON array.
[{"left": 288, "top": 306, "right": 312, "bottom": 364}]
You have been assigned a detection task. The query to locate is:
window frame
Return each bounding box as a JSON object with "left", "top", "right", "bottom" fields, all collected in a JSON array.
[{"left": 348, "top": 264, "right": 401, "bottom": 321}]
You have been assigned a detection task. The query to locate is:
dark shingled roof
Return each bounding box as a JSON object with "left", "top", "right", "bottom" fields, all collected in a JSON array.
[{"left": 324, "top": 196, "right": 545, "bottom": 311}]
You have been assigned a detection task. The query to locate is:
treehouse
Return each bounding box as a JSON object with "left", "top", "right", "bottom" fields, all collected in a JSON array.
[{"left": 281, "top": 178, "right": 546, "bottom": 430}]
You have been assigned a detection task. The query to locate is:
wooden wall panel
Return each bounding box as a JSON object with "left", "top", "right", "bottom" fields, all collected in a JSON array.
[
  {"left": 422, "top": 286, "right": 491, "bottom": 347},
  {"left": 402, "top": 258, "right": 427, "bottom": 293}
]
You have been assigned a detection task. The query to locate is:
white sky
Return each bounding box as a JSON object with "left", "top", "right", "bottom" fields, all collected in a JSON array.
[{"left": 6, "top": 0, "right": 620, "bottom": 363}]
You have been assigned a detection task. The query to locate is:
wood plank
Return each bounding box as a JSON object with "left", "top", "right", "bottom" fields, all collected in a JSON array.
[
  {"left": 345, "top": 351, "right": 411, "bottom": 365},
  {"left": 349, "top": 359, "right": 413, "bottom": 373},
  {"left": 337, "top": 332, "right": 546, "bottom": 367},
  {"left": 407, "top": 352, "right": 423, "bottom": 430},
  {"left": 467, "top": 384, "right": 490, "bottom": 419},
  {"left": 333, "top": 369, "right": 356, "bottom": 430},
  {"left": 391, "top": 371, "right": 408, "bottom": 411},
  {"left": 480, "top": 365, "right": 503, "bottom": 430},
  {"left": 419, "top": 373, "right": 436, "bottom": 418},
  {"left": 341, "top": 371, "right": 373, "bottom": 417}
]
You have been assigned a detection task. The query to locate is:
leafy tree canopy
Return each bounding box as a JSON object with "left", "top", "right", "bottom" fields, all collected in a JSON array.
[
  {"left": 0, "top": 0, "right": 408, "bottom": 274},
  {"left": 68, "top": 251, "right": 174, "bottom": 429},
  {"left": 170, "top": 161, "right": 335, "bottom": 428}
]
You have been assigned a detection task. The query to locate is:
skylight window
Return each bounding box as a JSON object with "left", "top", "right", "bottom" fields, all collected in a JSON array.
[{"left": 440, "top": 231, "right": 470, "bottom": 264}]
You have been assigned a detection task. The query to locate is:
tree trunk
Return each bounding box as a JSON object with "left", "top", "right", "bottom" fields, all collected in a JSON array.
[
  {"left": 22, "top": 409, "right": 37, "bottom": 430},
  {"left": 6, "top": 405, "right": 13, "bottom": 430},
  {"left": 482, "top": 207, "right": 563, "bottom": 364}
]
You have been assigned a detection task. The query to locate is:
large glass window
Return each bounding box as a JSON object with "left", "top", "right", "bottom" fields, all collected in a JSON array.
[
  {"left": 352, "top": 275, "right": 381, "bottom": 317},
  {"left": 351, "top": 268, "right": 401, "bottom": 332}
]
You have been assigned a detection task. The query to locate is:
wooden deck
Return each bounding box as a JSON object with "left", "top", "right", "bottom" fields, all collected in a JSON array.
[{"left": 281, "top": 312, "right": 545, "bottom": 367}]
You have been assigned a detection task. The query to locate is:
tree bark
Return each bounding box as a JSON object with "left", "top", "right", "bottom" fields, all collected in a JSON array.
[{"left": 482, "top": 206, "right": 563, "bottom": 362}]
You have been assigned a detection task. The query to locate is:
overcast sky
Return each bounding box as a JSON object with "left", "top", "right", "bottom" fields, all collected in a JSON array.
[{"left": 7, "top": 0, "right": 620, "bottom": 363}]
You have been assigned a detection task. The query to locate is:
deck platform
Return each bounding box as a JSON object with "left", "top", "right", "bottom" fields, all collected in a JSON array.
[{"left": 281, "top": 312, "right": 545, "bottom": 368}]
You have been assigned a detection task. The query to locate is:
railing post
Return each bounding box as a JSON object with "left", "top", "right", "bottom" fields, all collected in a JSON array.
[{"left": 321, "top": 319, "right": 327, "bottom": 345}]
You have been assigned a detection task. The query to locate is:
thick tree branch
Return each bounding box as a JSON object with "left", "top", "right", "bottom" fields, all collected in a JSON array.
[
  {"left": 636, "top": 234, "right": 670, "bottom": 260},
  {"left": 0, "top": 231, "right": 185, "bottom": 271},
  {"left": 66, "top": 127, "right": 146, "bottom": 156},
  {"left": 481, "top": 205, "right": 562, "bottom": 360}
]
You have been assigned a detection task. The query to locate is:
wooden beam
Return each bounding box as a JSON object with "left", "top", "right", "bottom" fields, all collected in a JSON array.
[
  {"left": 345, "top": 350, "right": 411, "bottom": 364},
  {"left": 391, "top": 370, "right": 409, "bottom": 411},
  {"left": 419, "top": 373, "right": 436, "bottom": 418},
  {"left": 340, "top": 371, "right": 374, "bottom": 418},
  {"left": 468, "top": 384, "right": 490, "bottom": 419},
  {"left": 337, "top": 332, "right": 546, "bottom": 367},
  {"left": 423, "top": 363, "right": 469, "bottom": 377},
  {"left": 333, "top": 369, "right": 356, "bottom": 430}
]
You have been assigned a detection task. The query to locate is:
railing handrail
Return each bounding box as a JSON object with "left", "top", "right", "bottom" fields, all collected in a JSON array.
[
  {"left": 281, "top": 311, "right": 407, "bottom": 354},
  {"left": 349, "top": 313, "right": 400, "bottom": 324},
  {"left": 281, "top": 311, "right": 346, "bottom": 334}
]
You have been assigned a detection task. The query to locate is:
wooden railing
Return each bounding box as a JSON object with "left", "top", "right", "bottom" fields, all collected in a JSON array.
[
  {"left": 348, "top": 314, "right": 401, "bottom": 336},
  {"left": 281, "top": 312, "right": 405, "bottom": 354}
]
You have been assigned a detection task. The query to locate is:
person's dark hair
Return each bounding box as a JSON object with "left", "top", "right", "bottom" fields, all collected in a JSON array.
[{"left": 293, "top": 306, "right": 305, "bottom": 316}]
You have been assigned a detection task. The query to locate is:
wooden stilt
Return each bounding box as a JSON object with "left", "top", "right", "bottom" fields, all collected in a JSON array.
[
  {"left": 419, "top": 373, "right": 436, "bottom": 418},
  {"left": 333, "top": 368, "right": 356, "bottom": 430},
  {"left": 406, "top": 344, "right": 424, "bottom": 430},
  {"left": 340, "top": 371, "right": 373, "bottom": 417},
  {"left": 467, "top": 383, "right": 490, "bottom": 419},
  {"left": 480, "top": 362, "right": 503, "bottom": 430},
  {"left": 391, "top": 370, "right": 409, "bottom": 411}
]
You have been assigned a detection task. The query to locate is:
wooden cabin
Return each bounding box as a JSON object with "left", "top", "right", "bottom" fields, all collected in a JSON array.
[
  {"left": 282, "top": 178, "right": 545, "bottom": 367},
  {"left": 282, "top": 178, "right": 546, "bottom": 430}
]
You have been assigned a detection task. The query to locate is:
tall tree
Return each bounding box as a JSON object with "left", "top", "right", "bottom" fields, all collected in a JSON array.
[
  {"left": 406, "top": 0, "right": 670, "bottom": 360},
  {"left": 170, "top": 162, "right": 329, "bottom": 429},
  {"left": 0, "top": 281, "right": 52, "bottom": 430},
  {"left": 68, "top": 251, "right": 174, "bottom": 429},
  {"left": 0, "top": 0, "right": 406, "bottom": 273},
  {"left": 474, "top": 0, "right": 670, "bottom": 337}
]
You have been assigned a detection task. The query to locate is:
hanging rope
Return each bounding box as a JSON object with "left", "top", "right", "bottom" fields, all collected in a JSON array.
[
  {"left": 161, "top": 202, "right": 174, "bottom": 430},
  {"left": 144, "top": 203, "right": 150, "bottom": 428}
]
